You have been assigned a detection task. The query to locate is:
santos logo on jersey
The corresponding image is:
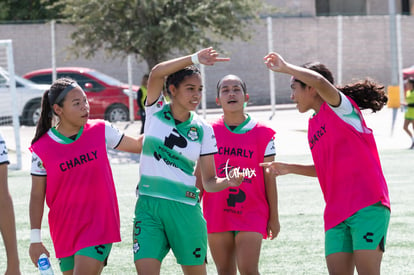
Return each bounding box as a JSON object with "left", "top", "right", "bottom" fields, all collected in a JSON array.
[{"left": 187, "top": 127, "right": 199, "bottom": 141}]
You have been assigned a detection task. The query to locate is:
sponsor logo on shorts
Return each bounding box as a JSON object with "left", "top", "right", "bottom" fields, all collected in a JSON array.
[
  {"left": 133, "top": 240, "right": 140, "bottom": 254},
  {"left": 192, "top": 248, "right": 201, "bottom": 258},
  {"left": 363, "top": 232, "right": 374, "bottom": 243},
  {"left": 94, "top": 245, "right": 105, "bottom": 255}
]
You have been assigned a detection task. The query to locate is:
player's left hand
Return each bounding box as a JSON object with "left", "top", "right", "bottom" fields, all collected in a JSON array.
[
  {"left": 267, "top": 217, "right": 280, "bottom": 240},
  {"left": 197, "top": 47, "right": 230, "bottom": 66}
]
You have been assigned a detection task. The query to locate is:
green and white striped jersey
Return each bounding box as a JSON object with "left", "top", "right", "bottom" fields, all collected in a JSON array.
[{"left": 138, "top": 97, "right": 217, "bottom": 205}]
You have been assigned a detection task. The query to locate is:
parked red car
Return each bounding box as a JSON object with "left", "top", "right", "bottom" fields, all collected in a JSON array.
[{"left": 23, "top": 67, "right": 140, "bottom": 122}]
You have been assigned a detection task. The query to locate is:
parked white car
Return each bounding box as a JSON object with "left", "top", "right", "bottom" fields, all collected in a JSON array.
[{"left": 0, "top": 67, "right": 49, "bottom": 126}]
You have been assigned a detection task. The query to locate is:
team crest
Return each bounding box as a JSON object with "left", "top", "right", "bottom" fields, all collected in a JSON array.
[
  {"left": 133, "top": 240, "right": 140, "bottom": 253},
  {"left": 156, "top": 100, "right": 164, "bottom": 108},
  {"left": 187, "top": 127, "right": 199, "bottom": 141}
]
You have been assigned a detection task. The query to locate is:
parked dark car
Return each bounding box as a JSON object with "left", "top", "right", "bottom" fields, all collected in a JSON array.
[{"left": 24, "top": 67, "right": 140, "bottom": 122}]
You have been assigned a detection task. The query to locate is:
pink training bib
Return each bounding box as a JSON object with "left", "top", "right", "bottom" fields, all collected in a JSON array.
[
  {"left": 30, "top": 120, "right": 121, "bottom": 258},
  {"left": 308, "top": 99, "right": 390, "bottom": 231},
  {"left": 202, "top": 117, "right": 275, "bottom": 238}
]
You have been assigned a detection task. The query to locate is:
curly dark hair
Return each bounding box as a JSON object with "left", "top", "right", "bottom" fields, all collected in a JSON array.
[
  {"left": 338, "top": 79, "right": 387, "bottom": 112},
  {"left": 165, "top": 65, "right": 200, "bottom": 95},
  {"left": 297, "top": 62, "right": 387, "bottom": 112}
]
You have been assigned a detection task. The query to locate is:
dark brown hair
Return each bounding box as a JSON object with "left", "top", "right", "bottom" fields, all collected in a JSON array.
[
  {"left": 216, "top": 74, "right": 247, "bottom": 98},
  {"left": 31, "top": 78, "right": 77, "bottom": 144},
  {"left": 165, "top": 65, "right": 200, "bottom": 95},
  {"left": 295, "top": 62, "right": 387, "bottom": 112}
]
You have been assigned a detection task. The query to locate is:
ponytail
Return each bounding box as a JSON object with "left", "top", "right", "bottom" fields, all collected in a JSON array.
[
  {"left": 31, "top": 90, "right": 53, "bottom": 144},
  {"left": 338, "top": 79, "right": 387, "bottom": 112}
]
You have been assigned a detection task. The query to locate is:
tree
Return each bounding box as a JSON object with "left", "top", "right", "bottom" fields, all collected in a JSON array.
[
  {"left": 0, "top": 0, "right": 62, "bottom": 21},
  {"left": 51, "top": 0, "right": 269, "bottom": 70}
]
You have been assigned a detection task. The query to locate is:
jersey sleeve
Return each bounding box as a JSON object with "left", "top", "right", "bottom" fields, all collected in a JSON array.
[
  {"left": 104, "top": 121, "right": 124, "bottom": 149},
  {"left": 143, "top": 95, "right": 167, "bottom": 127},
  {"left": 145, "top": 95, "right": 165, "bottom": 115},
  {"left": 0, "top": 133, "right": 9, "bottom": 165},
  {"left": 200, "top": 123, "right": 218, "bottom": 156},
  {"left": 31, "top": 151, "right": 46, "bottom": 176},
  {"left": 329, "top": 92, "right": 364, "bottom": 132},
  {"left": 264, "top": 138, "right": 276, "bottom": 157}
]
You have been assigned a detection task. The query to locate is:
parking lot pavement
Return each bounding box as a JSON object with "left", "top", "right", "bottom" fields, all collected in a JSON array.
[{"left": 0, "top": 105, "right": 410, "bottom": 171}]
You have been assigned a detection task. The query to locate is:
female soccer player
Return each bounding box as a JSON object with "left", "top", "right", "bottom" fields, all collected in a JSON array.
[
  {"left": 262, "top": 52, "right": 390, "bottom": 275},
  {"left": 200, "top": 74, "right": 280, "bottom": 275},
  {"left": 402, "top": 77, "right": 414, "bottom": 149},
  {"left": 133, "top": 48, "right": 243, "bottom": 275},
  {"left": 29, "top": 78, "right": 143, "bottom": 274},
  {"left": 0, "top": 132, "right": 20, "bottom": 274}
]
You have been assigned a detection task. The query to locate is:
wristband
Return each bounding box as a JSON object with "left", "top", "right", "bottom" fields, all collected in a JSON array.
[
  {"left": 30, "top": 229, "right": 41, "bottom": 243},
  {"left": 191, "top": 53, "right": 200, "bottom": 65}
]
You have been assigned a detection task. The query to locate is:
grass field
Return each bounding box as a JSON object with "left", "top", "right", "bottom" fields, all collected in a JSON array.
[{"left": 0, "top": 147, "right": 413, "bottom": 274}]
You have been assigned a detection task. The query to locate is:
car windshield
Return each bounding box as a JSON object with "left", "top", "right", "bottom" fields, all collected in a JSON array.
[{"left": 88, "top": 70, "right": 123, "bottom": 86}]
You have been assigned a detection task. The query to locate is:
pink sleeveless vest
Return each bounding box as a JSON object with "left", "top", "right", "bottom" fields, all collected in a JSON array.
[
  {"left": 308, "top": 99, "right": 390, "bottom": 231},
  {"left": 30, "top": 120, "right": 121, "bottom": 258},
  {"left": 202, "top": 118, "right": 275, "bottom": 238}
]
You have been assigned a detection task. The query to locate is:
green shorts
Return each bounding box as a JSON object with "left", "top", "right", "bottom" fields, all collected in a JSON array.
[
  {"left": 325, "top": 202, "right": 390, "bottom": 257},
  {"left": 405, "top": 107, "right": 414, "bottom": 120},
  {"left": 133, "top": 195, "right": 207, "bottom": 265},
  {"left": 58, "top": 243, "right": 112, "bottom": 272}
]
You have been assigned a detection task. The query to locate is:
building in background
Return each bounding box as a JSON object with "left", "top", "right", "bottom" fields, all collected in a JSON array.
[
  {"left": 267, "top": 0, "right": 413, "bottom": 16},
  {"left": 1, "top": 0, "right": 413, "bottom": 107}
]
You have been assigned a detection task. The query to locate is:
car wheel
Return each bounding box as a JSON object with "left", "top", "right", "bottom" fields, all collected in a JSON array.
[
  {"left": 24, "top": 100, "right": 41, "bottom": 126},
  {"left": 105, "top": 104, "right": 129, "bottom": 122}
]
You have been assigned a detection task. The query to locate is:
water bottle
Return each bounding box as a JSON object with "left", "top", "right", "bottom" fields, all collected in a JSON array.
[{"left": 37, "top": 253, "right": 54, "bottom": 275}]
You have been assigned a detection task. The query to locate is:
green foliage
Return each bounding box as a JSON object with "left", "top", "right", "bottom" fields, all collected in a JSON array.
[
  {"left": 51, "top": 0, "right": 268, "bottom": 69},
  {"left": 0, "top": 0, "right": 62, "bottom": 21}
]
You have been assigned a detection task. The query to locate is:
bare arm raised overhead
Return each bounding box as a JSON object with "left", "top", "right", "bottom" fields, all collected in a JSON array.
[
  {"left": 146, "top": 47, "right": 230, "bottom": 106},
  {"left": 264, "top": 52, "right": 340, "bottom": 107}
]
